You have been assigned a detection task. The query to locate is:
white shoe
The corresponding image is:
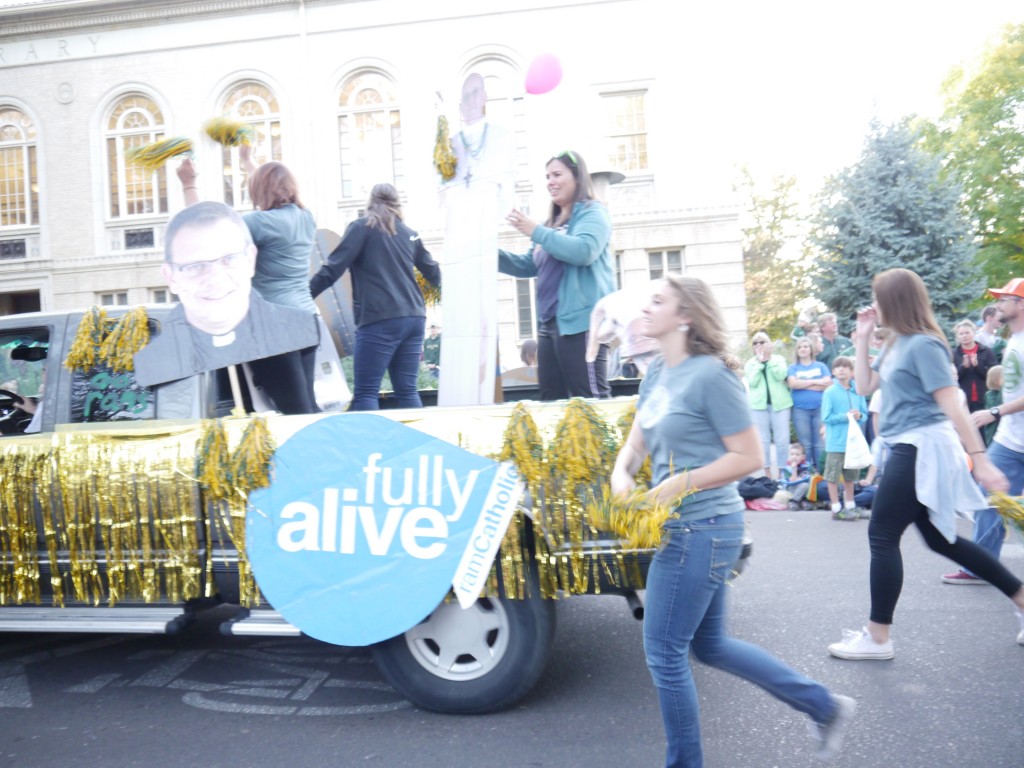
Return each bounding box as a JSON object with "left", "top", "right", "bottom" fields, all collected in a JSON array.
[
  {"left": 810, "top": 694, "right": 857, "bottom": 760},
  {"left": 828, "top": 626, "right": 894, "bottom": 660}
]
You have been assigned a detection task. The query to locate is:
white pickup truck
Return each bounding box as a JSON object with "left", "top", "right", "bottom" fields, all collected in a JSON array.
[{"left": 0, "top": 305, "right": 749, "bottom": 714}]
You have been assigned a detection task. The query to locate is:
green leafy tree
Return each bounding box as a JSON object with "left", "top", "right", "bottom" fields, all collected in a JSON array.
[
  {"left": 739, "top": 167, "right": 808, "bottom": 340},
  {"left": 809, "top": 120, "right": 981, "bottom": 331},
  {"left": 923, "top": 23, "right": 1024, "bottom": 285}
]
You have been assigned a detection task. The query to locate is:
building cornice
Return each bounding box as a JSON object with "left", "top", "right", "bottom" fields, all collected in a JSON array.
[{"left": 0, "top": 0, "right": 306, "bottom": 38}]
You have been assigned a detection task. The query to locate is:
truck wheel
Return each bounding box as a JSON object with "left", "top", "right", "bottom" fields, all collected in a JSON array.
[{"left": 371, "top": 594, "right": 555, "bottom": 714}]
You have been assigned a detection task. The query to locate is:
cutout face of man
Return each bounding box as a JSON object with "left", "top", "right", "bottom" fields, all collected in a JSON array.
[
  {"left": 460, "top": 73, "right": 486, "bottom": 125},
  {"left": 162, "top": 217, "right": 257, "bottom": 336}
]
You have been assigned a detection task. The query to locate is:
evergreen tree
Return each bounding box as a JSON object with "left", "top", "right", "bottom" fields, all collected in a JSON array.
[{"left": 809, "top": 120, "right": 981, "bottom": 331}]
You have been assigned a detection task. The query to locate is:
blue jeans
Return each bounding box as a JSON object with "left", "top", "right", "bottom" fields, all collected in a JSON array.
[
  {"left": 965, "top": 439, "right": 1023, "bottom": 575},
  {"left": 351, "top": 316, "right": 425, "bottom": 411},
  {"left": 643, "top": 512, "right": 835, "bottom": 768},
  {"left": 752, "top": 407, "right": 791, "bottom": 475},
  {"left": 792, "top": 406, "right": 824, "bottom": 470}
]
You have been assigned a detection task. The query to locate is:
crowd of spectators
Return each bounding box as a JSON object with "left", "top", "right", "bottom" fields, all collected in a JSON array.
[{"left": 743, "top": 302, "right": 1009, "bottom": 511}]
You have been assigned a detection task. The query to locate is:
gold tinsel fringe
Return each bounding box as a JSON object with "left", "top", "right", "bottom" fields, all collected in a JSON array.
[
  {"left": 3, "top": 400, "right": 658, "bottom": 608},
  {"left": 125, "top": 137, "right": 193, "bottom": 171},
  {"left": 433, "top": 115, "right": 457, "bottom": 181}
]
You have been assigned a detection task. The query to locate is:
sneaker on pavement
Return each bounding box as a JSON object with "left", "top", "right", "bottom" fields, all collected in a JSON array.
[
  {"left": 828, "top": 627, "right": 894, "bottom": 660},
  {"left": 831, "top": 508, "right": 860, "bottom": 521},
  {"left": 857, "top": 507, "right": 871, "bottom": 519},
  {"left": 941, "top": 570, "right": 986, "bottom": 585},
  {"left": 810, "top": 694, "right": 857, "bottom": 760},
  {"left": 1016, "top": 610, "right": 1024, "bottom": 646}
]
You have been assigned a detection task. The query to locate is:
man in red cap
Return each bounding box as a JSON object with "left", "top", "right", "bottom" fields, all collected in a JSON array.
[{"left": 950, "top": 277, "right": 1024, "bottom": 622}]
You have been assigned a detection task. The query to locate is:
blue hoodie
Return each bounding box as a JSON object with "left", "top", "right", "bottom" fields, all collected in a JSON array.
[{"left": 498, "top": 200, "right": 615, "bottom": 335}]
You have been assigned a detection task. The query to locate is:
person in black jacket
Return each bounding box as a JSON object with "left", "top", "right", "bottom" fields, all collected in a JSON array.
[
  {"left": 310, "top": 184, "right": 441, "bottom": 410},
  {"left": 952, "top": 319, "right": 996, "bottom": 413}
]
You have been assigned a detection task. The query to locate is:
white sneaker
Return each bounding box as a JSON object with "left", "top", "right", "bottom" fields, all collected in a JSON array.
[
  {"left": 828, "top": 626, "right": 894, "bottom": 660},
  {"left": 1016, "top": 610, "right": 1024, "bottom": 646},
  {"left": 810, "top": 694, "right": 857, "bottom": 760}
]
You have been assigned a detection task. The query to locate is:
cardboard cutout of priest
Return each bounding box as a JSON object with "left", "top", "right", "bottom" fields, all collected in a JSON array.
[
  {"left": 133, "top": 201, "right": 319, "bottom": 388},
  {"left": 437, "top": 73, "right": 515, "bottom": 406}
]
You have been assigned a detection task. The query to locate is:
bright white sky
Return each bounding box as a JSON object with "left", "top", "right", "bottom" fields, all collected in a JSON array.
[{"left": 655, "top": 0, "right": 1023, "bottom": 195}]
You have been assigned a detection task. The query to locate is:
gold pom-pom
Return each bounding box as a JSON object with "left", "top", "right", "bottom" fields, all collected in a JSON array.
[
  {"left": 64, "top": 307, "right": 109, "bottom": 372},
  {"left": 499, "top": 402, "right": 545, "bottom": 494},
  {"left": 231, "top": 416, "right": 276, "bottom": 493},
  {"left": 416, "top": 269, "right": 441, "bottom": 307},
  {"left": 550, "top": 398, "right": 618, "bottom": 490},
  {"left": 204, "top": 117, "right": 255, "bottom": 147},
  {"left": 585, "top": 475, "right": 698, "bottom": 549},
  {"left": 433, "top": 115, "right": 457, "bottom": 181},
  {"left": 990, "top": 492, "right": 1024, "bottom": 538},
  {"left": 195, "top": 420, "right": 232, "bottom": 503},
  {"left": 125, "top": 137, "right": 193, "bottom": 171},
  {"left": 98, "top": 306, "right": 150, "bottom": 373}
]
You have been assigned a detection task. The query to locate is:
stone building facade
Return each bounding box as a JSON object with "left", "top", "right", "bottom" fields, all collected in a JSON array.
[{"left": 0, "top": 0, "right": 747, "bottom": 364}]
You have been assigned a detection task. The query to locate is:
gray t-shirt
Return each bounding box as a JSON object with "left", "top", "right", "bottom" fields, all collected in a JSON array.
[
  {"left": 875, "top": 333, "right": 953, "bottom": 438},
  {"left": 244, "top": 205, "right": 317, "bottom": 313},
  {"left": 636, "top": 354, "right": 750, "bottom": 521}
]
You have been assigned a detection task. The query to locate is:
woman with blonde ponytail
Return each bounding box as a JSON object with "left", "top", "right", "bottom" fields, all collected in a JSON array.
[{"left": 611, "top": 274, "right": 855, "bottom": 767}]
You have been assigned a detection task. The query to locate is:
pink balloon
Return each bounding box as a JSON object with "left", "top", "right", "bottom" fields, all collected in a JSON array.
[{"left": 525, "top": 53, "right": 563, "bottom": 95}]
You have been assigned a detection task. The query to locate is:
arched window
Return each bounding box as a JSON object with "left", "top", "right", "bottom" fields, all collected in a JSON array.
[
  {"left": 337, "top": 71, "right": 402, "bottom": 200},
  {"left": 219, "top": 81, "right": 281, "bottom": 208},
  {"left": 0, "top": 106, "right": 39, "bottom": 231},
  {"left": 105, "top": 94, "right": 167, "bottom": 219}
]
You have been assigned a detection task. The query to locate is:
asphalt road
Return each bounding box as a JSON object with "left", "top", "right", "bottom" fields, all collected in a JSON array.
[{"left": 2, "top": 511, "right": 1022, "bottom": 768}]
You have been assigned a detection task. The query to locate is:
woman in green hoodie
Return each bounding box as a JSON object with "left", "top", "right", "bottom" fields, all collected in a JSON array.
[
  {"left": 744, "top": 331, "right": 794, "bottom": 478},
  {"left": 500, "top": 150, "right": 615, "bottom": 401}
]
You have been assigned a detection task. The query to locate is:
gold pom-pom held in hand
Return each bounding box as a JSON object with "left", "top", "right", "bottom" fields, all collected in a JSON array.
[
  {"left": 415, "top": 269, "right": 441, "bottom": 307},
  {"left": 989, "top": 492, "right": 1024, "bottom": 539},
  {"left": 203, "top": 117, "right": 255, "bottom": 147},
  {"left": 125, "top": 137, "right": 193, "bottom": 172}
]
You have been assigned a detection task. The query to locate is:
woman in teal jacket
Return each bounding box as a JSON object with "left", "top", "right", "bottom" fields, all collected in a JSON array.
[
  {"left": 744, "top": 331, "right": 794, "bottom": 478},
  {"left": 500, "top": 150, "right": 615, "bottom": 400}
]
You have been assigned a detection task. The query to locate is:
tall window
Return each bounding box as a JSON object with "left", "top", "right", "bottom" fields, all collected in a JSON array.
[
  {"left": 98, "top": 291, "right": 128, "bottom": 306},
  {"left": 515, "top": 278, "right": 536, "bottom": 339},
  {"left": 648, "top": 249, "right": 682, "bottom": 280},
  {"left": 220, "top": 81, "right": 281, "bottom": 208},
  {"left": 604, "top": 91, "right": 648, "bottom": 172},
  {"left": 105, "top": 94, "right": 167, "bottom": 219},
  {"left": 0, "top": 107, "right": 39, "bottom": 229},
  {"left": 337, "top": 72, "right": 402, "bottom": 200}
]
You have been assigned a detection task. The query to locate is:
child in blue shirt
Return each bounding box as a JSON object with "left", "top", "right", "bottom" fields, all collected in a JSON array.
[{"left": 821, "top": 356, "right": 869, "bottom": 520}]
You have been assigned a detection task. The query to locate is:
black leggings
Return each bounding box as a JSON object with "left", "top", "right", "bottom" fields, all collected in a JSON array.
[
  {"left": 536, "top": 318, "right": 610, "bottom": 401},
  {"left": 868, "top": 443, "right": 1022, "bottom": 625},
  {"left": 247, "top": 344, "right": 320, "bottom": 415}
]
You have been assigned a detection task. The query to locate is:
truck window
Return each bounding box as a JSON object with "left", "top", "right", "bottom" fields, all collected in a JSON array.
[{"left": 0, "top": 328, "right": 49, "bottom": 435}]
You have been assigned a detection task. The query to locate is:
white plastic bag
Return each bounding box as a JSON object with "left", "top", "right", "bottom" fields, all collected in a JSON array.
[{"left": 844, "top": 413, "right": 872, "bottom": 470}]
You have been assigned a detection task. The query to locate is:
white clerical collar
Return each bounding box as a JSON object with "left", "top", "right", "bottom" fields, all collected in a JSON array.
[
  {"left": 461, "top": 119, "right": 486, "bottom": 142},
  {"left": 211, "top": 331, "right": 236, "bottom": 347}
]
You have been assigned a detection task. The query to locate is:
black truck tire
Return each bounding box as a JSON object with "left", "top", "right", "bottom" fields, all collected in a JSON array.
[{"left": 371, "top": 593, "right": 556, "bottom": 714}]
